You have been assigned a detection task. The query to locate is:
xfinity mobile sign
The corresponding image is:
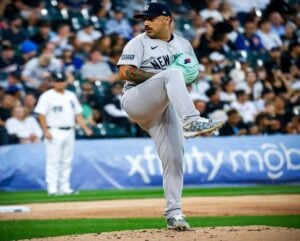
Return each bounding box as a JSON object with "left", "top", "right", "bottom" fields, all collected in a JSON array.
[
  {"left": 0, "top": 135, "right": 299, "bottom": 190},
  {"left": 125, "top": 141, "right": 300, "bottom": 185}
]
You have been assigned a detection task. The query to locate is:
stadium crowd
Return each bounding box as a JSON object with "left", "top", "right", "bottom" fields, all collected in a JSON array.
[{"left": 0, "top": 0, "right": 299, "bottom": 145}]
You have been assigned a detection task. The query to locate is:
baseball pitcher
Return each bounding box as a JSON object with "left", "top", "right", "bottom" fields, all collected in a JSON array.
[{"left": 118, "top": 2, "right": 224, "bottom": 230}]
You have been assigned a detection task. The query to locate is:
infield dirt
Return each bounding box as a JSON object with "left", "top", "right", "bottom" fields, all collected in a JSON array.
[{"left": 2, "top": 195, "right": 300, "bottom": 241}]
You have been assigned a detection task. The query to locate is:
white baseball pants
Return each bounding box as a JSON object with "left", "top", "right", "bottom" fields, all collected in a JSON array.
[
  {"left": 44, "top": 128, "right": 75, "bottom": 194},
  {"left": 122, "top": 68, "right": 199, "bottom": 218}
]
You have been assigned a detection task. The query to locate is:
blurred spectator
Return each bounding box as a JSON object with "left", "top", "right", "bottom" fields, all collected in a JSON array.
[
  {"left": 107, "top": 48, "right": 123, "bottom": 74},
  {"left": 265, "top": 67, "right": 289, "bottom": 97},
  {"left": 229, "top": 57, "right": 249, "bottom": 84},
  {"left": 231, "top": 89, "right": 258, "bottom": 124},
  {"left": 13, "top": 0, "right": 44, "bottom": 19},
  {"left": 3, "top": 71, "right": 25, "bottom": 97},
  {"left": 281, "top": 21, "right": 297, "bottom": 51},
  {"left": 95, "top": 35, "right": 113, "bottom": 57},
  {"left": 23, "top": 93, "right": 37, "bottom": 116},
  {"left": 281, "top": 42, "right": 300, "bottom": 74},
  {"left": 273, "top": 95, "right": 291, "bottom": 132},
  {"left": 199, "top": 0, "right": 223, "bottom": 23},
  {"left": 104, "top": 8, "right": 132, "bottom": 40},
  {"left": 219, "top": 109, "right": 247, "bottom": 136},
  {"left": 264, "top": 101, "right": 281, "bottom": 133},
  {"left": 22, "top": 49, "right": 62, "bottom": 92},
  {"left": 30, "top": 20, "right": 54, "bottom": 46},
  {"left": 0, "top": 44, "right": 21, "bottom": 74},
  {"left": 0, "top": 120, "right": 9, "bottom": 145},
  {"left": 205, "top": 87, "right": 228, "bottom": 116},
  {"left": 209, "top": 52, "right": 226, "bottom": 69},
  {"left": 255, "top": 112, "right": 273, "bottom": 135},
  {"left": 50, "top": 23, "right": 73, "bottom": 56},
  {"left": 0, "top": 86, "right": 5, "bottom": 101},
  {"left": 255, "top": 88, "right": 275, "bottom": 112},
  {"left": 195, "top": 27, "right": 228, "bottom": 58},
  {"left": 220, "top": 78, "right": 236, "bottom": 102},
  {"left": 123, "top": 0, "right": 144, "bottom": 19},
  {"left": 287, "top": 115, "right": 300, "bottom": 134},
  {"left": 1, "top": 15, "right": 28, "bottom": 47},
  {"left": 20, "top": 40, "right": 38, "bottom": 63},
  {"left": 255, "top": 66, "right": 268, "bottom": 83},
  {"left": 265, "top": 0, "right": 295, "bottom": 20},
  {"left": 81, "top": 49, "right": 118, "bottom": 82},
  {"left": 227, "top": 0, "right": 270, "bottom": 25},
  {"left": 5, "top": 106, "right": 42, "bottom": 144},
  {"left": 90, "top": 0, "right": 111, "bottom": 31},
  {"left": 236, "top": 70, "right": 263, "bottom": 100},
  {"left": 0, "top": 93, "right": 16, "bottom": 144},
  {"left": 269, "top": 12, "right": 285, "bottom": 37},
  {"left": 103, "top": 81, "right": 131, "bottom": 134},
  {"left": 264, "top": 46, "right": 283, "bottom": 74},
  {"left": 192, "top": 96, "right": 208, "bottom": 117},
  {"left": 0, "top": 93, "right": 15, "bottom": 117},
  {"left": 60, "top": 45, "right": 84, "bottom": 73},
  {"left": 81, "top": 102, "right": 96, "bottom": 126},
  {"left": 75, "top": 20, "right": 102, "bottom": 49},
  {"left": 58, "top": 0, "right": 92, "bottom": 10},
  {"left": 256, "top": 18, "right": 282, "bottom": 50},
  {"left": 188, "top": 14, "right": 206, "bottom": 43},
  {"left": 42, "top": 42, "right": 57, "bottom": 55},
  {"left": 110, "top": 32, "right": 125, "bottom": 50},
  {"left": 79, "top": 81, "right": 103, "bottom": 118},
  {"left": 22, "top": 52, "right": 62, "bottom": 92},
  {"left": 187, "top": 83, "right": 208, "bottom": 105},
  {"left": 130, "top": 19, "right": 143, "bottom": 38},
  {"left": 211, "top": 64, "right": 225, "bottom": 87},
  {"left": 219, "top": 1, "right": 235, "bottom": 20},
  {"left": 233, "top": 20, "right": 264, "bottom": 51},
  {"left": 193, "top": 20, "right": 214, "bottom": 57},
  {"left": 167, "top": 0, "right": 193, "bottom": 18},
  {"left": 0, "top": 94, "right": 15, "bottom": 144}
]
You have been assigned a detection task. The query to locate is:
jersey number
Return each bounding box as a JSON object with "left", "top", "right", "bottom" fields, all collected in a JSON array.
[{"left": 52, "top": 106, "right": 63, "bottom": 113}]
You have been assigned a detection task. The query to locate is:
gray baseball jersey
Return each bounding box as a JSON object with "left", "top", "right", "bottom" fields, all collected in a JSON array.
[
  {"left": 118, "top": 32, "right": 200, "bottom": 219},
  {"left": 117, "top": 32, "right": 198, "bottom": 90}
]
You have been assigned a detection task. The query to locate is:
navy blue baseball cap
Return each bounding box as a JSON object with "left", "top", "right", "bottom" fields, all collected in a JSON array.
[
  {"left": 52, "top": 72, "right": 66, "bottom": 82},
  {"left": 133, "top": 2, "right": 172, "bottom": 19}
]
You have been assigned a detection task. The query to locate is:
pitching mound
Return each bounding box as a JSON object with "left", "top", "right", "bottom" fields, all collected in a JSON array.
[{"left": 22, "top": 226, "right": 300, "bottom": 241}]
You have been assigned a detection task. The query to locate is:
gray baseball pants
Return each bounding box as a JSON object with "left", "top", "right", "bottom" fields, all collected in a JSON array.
[{"left": 121, "top": 68, "right": 199, "bottom": 218}]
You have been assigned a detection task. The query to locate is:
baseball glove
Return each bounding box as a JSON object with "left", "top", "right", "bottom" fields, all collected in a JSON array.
[{"left": 169, "top": 53, "right": 200, "bottom": 84}]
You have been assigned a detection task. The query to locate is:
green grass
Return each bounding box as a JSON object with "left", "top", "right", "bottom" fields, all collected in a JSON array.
[
  {"left": 0, "top": 185, "right": 300, "bottom": 205},
  {"left": 0, "top": 215, "right": 299, "bottom": 241}
]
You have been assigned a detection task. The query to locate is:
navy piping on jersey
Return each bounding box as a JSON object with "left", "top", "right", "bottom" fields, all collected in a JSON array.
[{"left": 168, "top": 34, "right": 174, "bottom": 43}]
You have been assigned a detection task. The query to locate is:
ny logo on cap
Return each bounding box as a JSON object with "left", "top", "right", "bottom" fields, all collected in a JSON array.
[{"left": 144, "top": 5, "right": 149, "bottom": 11}]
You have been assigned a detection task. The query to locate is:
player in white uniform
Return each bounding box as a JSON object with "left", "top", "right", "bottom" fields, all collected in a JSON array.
[
  {"left": 35, "top": 72, "right": 92, "bottom": 196},
  {"left": 118, "top": 2, "right": 224, "bottom": 231}
]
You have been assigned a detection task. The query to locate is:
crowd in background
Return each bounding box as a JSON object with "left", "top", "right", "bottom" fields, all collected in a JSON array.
[{"left": 0, "top": 0, "right": 299, "bottom": 145}]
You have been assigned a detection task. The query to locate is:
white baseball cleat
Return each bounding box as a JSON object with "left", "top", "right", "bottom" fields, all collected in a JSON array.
[
  {"left": 58, "top": 189, "right": 79, "bottom": 195},
  {"left": 183, "top": 117, "right": 224, "bottom": 138},
  {"left": 166, "top": 215, "right": 190, "bottom": 231}
]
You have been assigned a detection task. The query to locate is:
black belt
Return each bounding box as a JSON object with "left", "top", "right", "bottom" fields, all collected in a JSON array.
[{"left": 47, "top": 126, "right": 73, "bottom": 130}]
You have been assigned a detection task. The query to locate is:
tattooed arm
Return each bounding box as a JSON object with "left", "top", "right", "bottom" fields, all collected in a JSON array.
[{"left": 119, "top": 65, "right": 155, "bottom": 83}]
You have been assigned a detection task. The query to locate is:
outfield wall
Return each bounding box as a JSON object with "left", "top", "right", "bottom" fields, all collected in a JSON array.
[{"left": 0, "top": 135, "right": 300, "bottom": 191}]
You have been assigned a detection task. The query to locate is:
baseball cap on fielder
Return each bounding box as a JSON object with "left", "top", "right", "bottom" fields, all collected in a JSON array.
[
  {"left": 52, "top": 72, "right": 66, "bottom": 82},
  {"left": 134, "top": 2, "right": 172, "bottom": 19}
]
